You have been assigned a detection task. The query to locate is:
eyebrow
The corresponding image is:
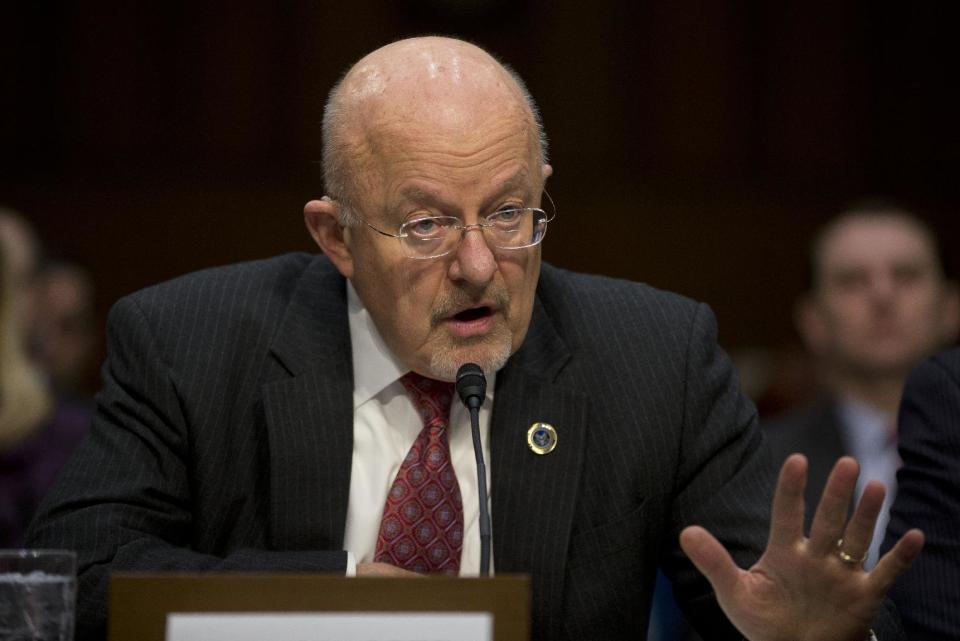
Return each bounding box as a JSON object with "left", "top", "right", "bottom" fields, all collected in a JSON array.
[
  {"left": 494, "top": 170, "right": 531, "bottom": 200},
  {"left": 398, "top": 169, "right": 534, "bottom": 213}
]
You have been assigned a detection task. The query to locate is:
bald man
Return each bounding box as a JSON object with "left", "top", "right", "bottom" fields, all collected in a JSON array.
[{"left": 28, "top": 38, "right": 921, "bottom": 641}]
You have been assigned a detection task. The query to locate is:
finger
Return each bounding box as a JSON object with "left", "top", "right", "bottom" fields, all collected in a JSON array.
[
  {"left": 768, "top": 453, "right": 807, "bottom": 548},
  {"left": 869, "top": 529, "right": 924, "bottom": 593},
  {"left": 808, "top": 456, "right": 859, "bottom": 556},
  {"left": 837, "top": 480, "right": 886, "bottom": 566},
  {"left": 680, "top": 525, "right": 742, "bottom": 598}
]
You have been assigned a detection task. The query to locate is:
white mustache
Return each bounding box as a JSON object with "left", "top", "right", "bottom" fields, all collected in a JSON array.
[{"left": 430, "top": 287, "right": 511, "bottom": 325}]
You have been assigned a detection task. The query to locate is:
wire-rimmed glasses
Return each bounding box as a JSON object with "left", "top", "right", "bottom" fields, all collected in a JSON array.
[{"left": 352, "top": 191, "right": 556, "bottom": 260}]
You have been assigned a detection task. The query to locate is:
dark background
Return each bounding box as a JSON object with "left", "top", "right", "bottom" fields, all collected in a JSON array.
[{"left": 3, "top": 2, "right": 958, "bottom": 394}]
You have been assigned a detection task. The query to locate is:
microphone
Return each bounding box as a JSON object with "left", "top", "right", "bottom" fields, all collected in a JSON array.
[{"left": 456, "top": 363, "right": 491, "bottom": 576}]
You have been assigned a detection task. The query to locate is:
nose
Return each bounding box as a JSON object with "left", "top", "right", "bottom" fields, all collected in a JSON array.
[
  {"left": 870, "top": 271, "right": 897, "bottom": 299},
  {"left": 867, "top": 272, "right": 898, "bottom": 314},
  {"left": 448, "top": 225, "right": 497, "bottom": 287}
]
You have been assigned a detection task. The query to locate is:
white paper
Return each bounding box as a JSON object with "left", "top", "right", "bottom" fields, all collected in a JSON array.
[{"left": 165, "top": 611, "right": 493, "bottom": 641}]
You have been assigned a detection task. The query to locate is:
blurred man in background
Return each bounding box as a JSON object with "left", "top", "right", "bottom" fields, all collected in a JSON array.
[
  {"left": 34, "top": 261, "right": 98, "bottom": 403},
  {"left": 765, "top": 203, "right": 959, "bottom": 568}
]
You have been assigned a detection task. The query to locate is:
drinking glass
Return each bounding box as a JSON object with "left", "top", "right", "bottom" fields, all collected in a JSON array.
[{"left": 0, "top": 549, "right": 76, "bottom": 641}]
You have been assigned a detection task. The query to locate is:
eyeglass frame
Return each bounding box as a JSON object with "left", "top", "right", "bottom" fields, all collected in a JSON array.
[{"left": 332, "top": 190, "right": 557, "bottom": 260}]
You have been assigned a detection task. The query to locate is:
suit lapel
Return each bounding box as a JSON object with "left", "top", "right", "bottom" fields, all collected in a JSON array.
[
  {"left": 263, "top": 257, "right": 355, "bottom": 550},
  {"left": 259, "top": 255, "right": 592, "bottom": 601},
  {"left": 492, "top": 297, "right": 588, "bottom": 638}
]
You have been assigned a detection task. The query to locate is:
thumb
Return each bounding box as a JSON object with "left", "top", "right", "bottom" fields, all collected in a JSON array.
[{"left": 680, "top": 525, "right": 741, "bottom": 597}]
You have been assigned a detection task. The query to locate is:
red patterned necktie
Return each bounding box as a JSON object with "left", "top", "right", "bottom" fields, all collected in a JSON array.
[{"left": 374, "top": 372, "right": 464, "bottom": 574}]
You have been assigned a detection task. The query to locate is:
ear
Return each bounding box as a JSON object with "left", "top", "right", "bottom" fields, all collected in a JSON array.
[
  {"left": 795, "top": 294, "right": 827, "bottom": 355},
  {"left": 304, "top": 197, "right": 353, "bottom": 279},
  {"left": 541, "top": 163, "right": 553, "bottom": 181},
  {"left": 940, "top": 280, "right": 960, "bottom": 343}
]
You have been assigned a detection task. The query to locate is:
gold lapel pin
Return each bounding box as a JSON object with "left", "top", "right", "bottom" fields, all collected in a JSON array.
[{"left": 527, "top": 422, "right": 558, "bottom": 455}]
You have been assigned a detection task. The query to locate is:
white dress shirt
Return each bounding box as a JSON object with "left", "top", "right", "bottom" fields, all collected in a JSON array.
[
  {"left": 837, "top": 397, "right": 900, "bottom": 569},
  {"left": 342, "top": 282, "right": 495, "bottom": 576}
]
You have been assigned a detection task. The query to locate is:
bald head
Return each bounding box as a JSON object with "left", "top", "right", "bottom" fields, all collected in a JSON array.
[{"left": 322, "top": 37, "right": 547, "bottom": 211}]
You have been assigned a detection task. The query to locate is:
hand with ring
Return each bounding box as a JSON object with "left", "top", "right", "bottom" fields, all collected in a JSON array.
[
  {"left": 836, "top": 539, "right": 868, "bottom": 567},
  {"left": 681, "top": 455, "right": 924, "bottom": 641}
]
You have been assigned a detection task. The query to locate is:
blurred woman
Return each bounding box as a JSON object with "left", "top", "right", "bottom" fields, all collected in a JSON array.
[{"left": 0, "top": 210, "right": 89, "bottom": 547}]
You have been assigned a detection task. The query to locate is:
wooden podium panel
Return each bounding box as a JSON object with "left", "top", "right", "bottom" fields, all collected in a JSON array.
[{"left": 109, "top": 574, "right": 530, "bottom": 641}]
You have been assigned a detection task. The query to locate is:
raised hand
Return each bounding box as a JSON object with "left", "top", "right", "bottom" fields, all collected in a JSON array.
[{"left": 680, "top": 454, "right": 924, "bottom": 641}]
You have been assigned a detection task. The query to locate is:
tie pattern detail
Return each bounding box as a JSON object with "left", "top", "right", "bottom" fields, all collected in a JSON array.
[{"left": 374, "top": 372, "right": 463, "bottom": 574}]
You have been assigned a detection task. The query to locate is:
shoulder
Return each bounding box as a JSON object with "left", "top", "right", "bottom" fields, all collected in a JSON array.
[
  {"left": 105, "top": 253, "right": 341, "bottom": 356},
  {"left": 538, "top": 262, "right": 699, "bottom": 315},
  {"left": 899, "top": 347, "right": 960, "bottom": 450},
  {"left": 112, "top": 253, "right": 329, "bottom": 319},
  {"left": 536, "top": 262, "right": 705, "bottom": 348},
  {"left": 906, "top": 346, "right": 960, "bottom": 391},
  {"left": 122, "top": 252, "right": 322, "bottom": 307},
  {"left": 531, "top": 263, "right": 733, "bottom": 399},
  {"left": 763, "top": 398, "right": 838, "bottom": 437},
  {"left": 762, "top": 398, "right": 842, "bottom": 461}
]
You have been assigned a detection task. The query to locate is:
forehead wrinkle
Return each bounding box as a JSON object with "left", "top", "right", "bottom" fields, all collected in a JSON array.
[
  {"left": 374, "top": 116, "right": 533, "bottom": 165},
  {"left": 397, "top": 167, "right": 532, "bottom": 210}
]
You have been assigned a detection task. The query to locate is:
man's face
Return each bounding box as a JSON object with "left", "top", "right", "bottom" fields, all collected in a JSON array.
[
  {"left": 805, "top": 215, "right": 954, "bottom": 378},
  {"left": 339, "top": 105, "right": 548, "bottom": 381},
  {"left": 35, "top": 268, "right": 96, "bottom": 389}
]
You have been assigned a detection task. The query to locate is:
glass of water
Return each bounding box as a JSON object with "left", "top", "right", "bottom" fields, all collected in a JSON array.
[{"left": 0, "top": 550, "right": 77, "bottom": 641}]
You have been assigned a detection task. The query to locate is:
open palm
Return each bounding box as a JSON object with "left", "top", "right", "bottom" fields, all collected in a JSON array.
[{"left": 680, "top": 455, "right": 924, "bottom": 641}]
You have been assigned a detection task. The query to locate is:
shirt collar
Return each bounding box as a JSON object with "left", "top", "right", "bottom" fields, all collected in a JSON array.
[
  {"left": 837, "top": 395, "right": 896, "bottom": 457},
  {"left": 348, "top": 281, "right": 408, "bottom": 408}
]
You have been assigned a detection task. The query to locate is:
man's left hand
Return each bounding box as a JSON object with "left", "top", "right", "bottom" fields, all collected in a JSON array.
[{"left": 680, "top": 454, "right": 923, "bottom": 641}]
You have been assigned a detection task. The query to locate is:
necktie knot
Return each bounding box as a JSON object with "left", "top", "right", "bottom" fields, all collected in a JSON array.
[{"left": 400, "top": 372, "right": 455, "bottom": 430}]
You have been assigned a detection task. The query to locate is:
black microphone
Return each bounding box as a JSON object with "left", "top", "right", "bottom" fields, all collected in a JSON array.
[{"left": 456, "top": 363, "right": 491, "bottom": 576}]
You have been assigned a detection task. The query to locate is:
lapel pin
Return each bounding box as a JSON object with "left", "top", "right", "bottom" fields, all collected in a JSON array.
[{"left": 527, "top": 422, "right": 558, "bottom": 455}]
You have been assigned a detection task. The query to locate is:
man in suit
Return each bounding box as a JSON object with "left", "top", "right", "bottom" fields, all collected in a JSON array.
[
  {"left": 765, "top": 205, "right": 958, "bottom": 567},
  {"left": 882, "top": 347, "right": 960, "bottom": 639},
  {"left": 28, "top": 37, "right": 921, "bottom": 641}
]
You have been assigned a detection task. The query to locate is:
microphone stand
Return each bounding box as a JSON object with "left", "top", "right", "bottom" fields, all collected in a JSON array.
[
  {"left": 468, "top": 400, "right": 491, "bottom": 576},
  {"left": 456, "top": 364, "right": 491, "bottom": 576}
]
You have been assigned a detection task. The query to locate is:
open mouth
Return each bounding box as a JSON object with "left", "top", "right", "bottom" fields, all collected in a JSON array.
[{"left": 453, "top": 306, "right": 493, "bottom": 322}]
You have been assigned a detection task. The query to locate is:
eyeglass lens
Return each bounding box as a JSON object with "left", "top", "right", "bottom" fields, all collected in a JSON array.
[{"left": 401, "top": 209, "right": 548, "bottom": 258}]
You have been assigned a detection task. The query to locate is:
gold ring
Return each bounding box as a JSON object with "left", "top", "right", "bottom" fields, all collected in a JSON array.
[{"left": 836, "top": 539, "right": 866, "bottom": 566}]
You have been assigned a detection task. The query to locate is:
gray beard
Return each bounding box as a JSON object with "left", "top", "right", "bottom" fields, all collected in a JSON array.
[{"left": 427, "top": 333, "right": 512, "bottom": 382}]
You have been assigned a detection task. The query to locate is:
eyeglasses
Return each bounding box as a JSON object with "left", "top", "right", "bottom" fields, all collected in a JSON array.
[{"left": 349, "top": 191, "right": 556, "bottom": 260}]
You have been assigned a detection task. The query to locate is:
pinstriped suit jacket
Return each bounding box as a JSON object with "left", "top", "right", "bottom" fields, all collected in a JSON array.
[
  {"left": 882, "top": 347, "right": 960, "bottom": 640},
  {"left": 28, "top": 253, "right": 778, "bottom": 640}
]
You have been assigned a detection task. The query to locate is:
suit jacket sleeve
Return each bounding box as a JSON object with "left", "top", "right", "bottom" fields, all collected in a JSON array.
[
  {"left": 657, "top": 302, "right": 900, "bottom": 640},
  {"left": 881, "top": 349, "right": 960, "bottom": 640},
  {"left": 25, "top": 294, "right": 348, "bottom": 641},
  {"left": 663, "top": 302, "right": 775, "bottom": 637}
]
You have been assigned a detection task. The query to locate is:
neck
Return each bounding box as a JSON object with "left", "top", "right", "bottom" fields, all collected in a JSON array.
[{"left": 822, "top": 369, "right": 905, "bottom": 421}]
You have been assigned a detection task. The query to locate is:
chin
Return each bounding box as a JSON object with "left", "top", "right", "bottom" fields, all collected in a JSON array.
[{"left": 427, "top": 336, "right": 512, "bottom": 381}]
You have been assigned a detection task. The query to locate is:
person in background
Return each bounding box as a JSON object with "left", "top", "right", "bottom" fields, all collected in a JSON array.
[
  {"left": 0, "top": 208, "right": 90, "bottom": 547},
  {"left": 765, "top": 203, "right": 959, "bottom": 568},
  {"left": 882, "top": 346, "right": 960, "bottom": 640},
  {"left": 34, "top": 261, "right": 98, "bottom": 404}
]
